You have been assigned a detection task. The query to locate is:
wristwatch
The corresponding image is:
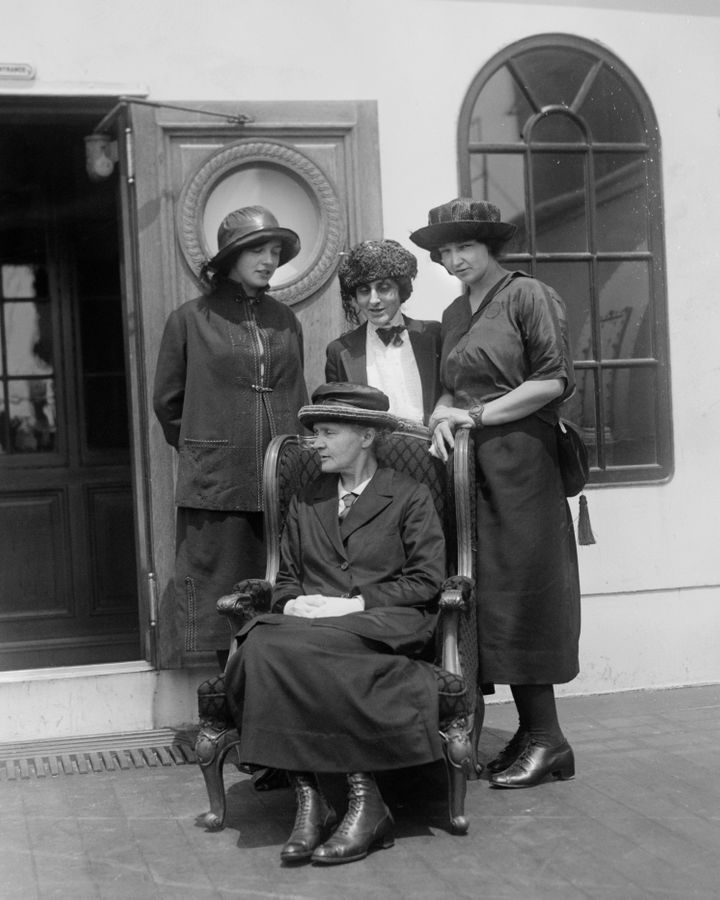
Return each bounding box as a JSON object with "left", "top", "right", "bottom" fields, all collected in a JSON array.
[{"left": 468, "top": 403, "right": 486, "bottom": 428}]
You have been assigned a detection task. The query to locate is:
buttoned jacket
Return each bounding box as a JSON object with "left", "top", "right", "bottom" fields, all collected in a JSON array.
[
  {"left": 324, "top": 316, "right": 442, "bottom": 425},
  {"left": 268, "top": 466, "right": 446, "bottom": 654},
  {"left": 153, "top": 282, "right": 308, "bottom": 512}
]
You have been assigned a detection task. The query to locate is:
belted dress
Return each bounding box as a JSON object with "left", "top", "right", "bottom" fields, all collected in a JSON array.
[{"left": 440, "top": 272, "right": 581, "bottom": 686}]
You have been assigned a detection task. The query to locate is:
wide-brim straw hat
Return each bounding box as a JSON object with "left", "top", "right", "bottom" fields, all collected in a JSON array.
[
  {"left": 298, "top": 383, "right": 398, "bottom": 431},
  {"left": 206, "top": 206, "right": 301, "bottom": 273},
  {"left": 409, "top": 198, "right": 516, "bottom": 253}
]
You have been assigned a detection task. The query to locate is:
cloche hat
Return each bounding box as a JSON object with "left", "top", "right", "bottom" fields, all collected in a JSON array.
[
  {"left": 206, "top": 206, "right": 301, "bottom": 273},
  {"left": 298, "top": 383, "right": 397, "bottom": 431},
  {"left": 409, "top": 198, "right": 516, "bottom": 261}
]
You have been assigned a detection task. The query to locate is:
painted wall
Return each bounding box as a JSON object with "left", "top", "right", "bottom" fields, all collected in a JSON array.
[{"left": 2, "top": 0, "right": 719, "bottom": 706}]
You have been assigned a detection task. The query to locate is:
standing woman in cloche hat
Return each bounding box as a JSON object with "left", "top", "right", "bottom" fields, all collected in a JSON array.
[
  {"left": 153, "top": 206, "right": 308, "bottom": 664},
  {"left": 410, "top": 198, "right": 581, "bottom": 790}
]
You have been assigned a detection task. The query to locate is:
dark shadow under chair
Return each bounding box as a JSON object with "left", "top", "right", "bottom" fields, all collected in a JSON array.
[{"left": 195, "top": 428, "right": 481, "bottom": 835}]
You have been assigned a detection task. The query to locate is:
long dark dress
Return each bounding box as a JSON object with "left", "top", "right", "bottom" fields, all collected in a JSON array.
[
  {"left": 441, "top": 272, "right": 581, "bottom": 685},
  {"left": 224, "top": 466, "right": 446, "bottom": 772}
]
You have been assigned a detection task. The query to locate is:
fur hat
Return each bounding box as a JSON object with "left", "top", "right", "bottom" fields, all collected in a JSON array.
[
  {"left": 206, "top": 206, "right": 300, "bottom": 273},
  {"left": 409, "top": 198, "right": 516, "bottom": 262},
  {"left": 338, "top": 239, "right": 417, "bottom": 308},
  {"left": 298, "top": 382, "right": 397, "bottom": 431}
]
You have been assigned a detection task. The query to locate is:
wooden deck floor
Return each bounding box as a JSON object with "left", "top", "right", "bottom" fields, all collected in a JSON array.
[{"left": 2, "top": 684, "right": 719, "bottom": 899}]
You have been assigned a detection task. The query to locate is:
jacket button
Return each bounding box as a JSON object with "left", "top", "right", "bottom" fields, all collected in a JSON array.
[{"left": 339, "top": 562, "right": 349, "bottom": 570}]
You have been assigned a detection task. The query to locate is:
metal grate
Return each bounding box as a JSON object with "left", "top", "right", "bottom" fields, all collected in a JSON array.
[{"left": 0, "top": 728, "right": 198, "bottom": 780}]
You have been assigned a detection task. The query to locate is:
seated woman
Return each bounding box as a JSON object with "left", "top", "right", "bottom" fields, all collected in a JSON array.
[
  {"left": 325, "top": 240, "right": 441, "bottom": 425},
  {"left": 224, "top": 382, "right": 446, "bottom": 866}
]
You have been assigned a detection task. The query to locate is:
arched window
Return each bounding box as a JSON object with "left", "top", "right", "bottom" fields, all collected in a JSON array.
[{"left": 458, "top": 34, "right": 672, "bottom": 485}]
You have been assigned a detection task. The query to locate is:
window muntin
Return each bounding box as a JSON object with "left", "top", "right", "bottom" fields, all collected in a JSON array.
[{"left": 459, "top": 34, "right": 672, "bottom": 484}]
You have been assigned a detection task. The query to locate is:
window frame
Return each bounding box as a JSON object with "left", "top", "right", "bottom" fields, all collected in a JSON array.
[{"left": 458, "top": 32, "right": 673, "bottom": 486}]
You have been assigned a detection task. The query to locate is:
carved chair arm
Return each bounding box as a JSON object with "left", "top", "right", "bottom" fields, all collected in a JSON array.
[{"left": 217, "top": 578, "right": 273, "bottom": 636}]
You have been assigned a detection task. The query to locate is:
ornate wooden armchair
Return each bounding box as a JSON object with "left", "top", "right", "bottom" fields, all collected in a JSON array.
[{"left": 195, "top": 428, "right": 481, "bottom": 835}]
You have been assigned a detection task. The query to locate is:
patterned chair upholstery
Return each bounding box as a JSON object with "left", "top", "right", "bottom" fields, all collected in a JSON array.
[{"left": 195, "top": 428, "right": 481, "bottom": 835}]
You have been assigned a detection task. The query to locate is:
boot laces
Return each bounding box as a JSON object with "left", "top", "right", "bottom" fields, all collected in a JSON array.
[{"left": 334, "top": 780, "right": 370, "bottom": 835}]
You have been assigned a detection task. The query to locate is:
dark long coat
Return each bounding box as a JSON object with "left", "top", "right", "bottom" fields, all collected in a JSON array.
[
  {"left": 224, "top": 466, "right": 447, "bottom": 772},
  {"left": 152, "top": 279, "right": 308, "bottom": 654},
  {"left": 324, "top": 316, "right": 442, "bottom": 425},
  {"left": 153, "top": 280, "right": 308, "bottom": 512}
]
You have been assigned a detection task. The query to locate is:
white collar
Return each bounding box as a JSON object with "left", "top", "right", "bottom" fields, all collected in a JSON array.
[{"left": 338, "top": 473, "right": 374, "bottom": 498}]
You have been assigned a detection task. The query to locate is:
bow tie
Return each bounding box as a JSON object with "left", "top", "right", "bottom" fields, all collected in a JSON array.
[{"left": 376, "top": 325, "right": 406, "bottom": 347}]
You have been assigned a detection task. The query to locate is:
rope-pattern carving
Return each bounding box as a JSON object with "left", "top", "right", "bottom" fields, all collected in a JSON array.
[{"left": 177, "top": 139, "right": 344, "bottom": 305}]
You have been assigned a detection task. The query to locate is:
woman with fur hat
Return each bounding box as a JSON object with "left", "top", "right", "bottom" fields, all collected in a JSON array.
[
  {"left": 325, "top": 239, "right": 441, "bottom": 425},
  {"left": 153, "top": 206, "right": 308, "bottom": 663},
  {"left": 224, "top": 382, "right": 446, "bottom": 866},
  {"left": 410, "top": 198, "right": 580, "bottom": 790}
]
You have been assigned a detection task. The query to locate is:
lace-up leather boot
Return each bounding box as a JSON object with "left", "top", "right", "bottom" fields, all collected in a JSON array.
[
  {"left": 280, "top": 772, "right": 337, "bottom": 863},
  {"left": 311, "top": 772, "right": 394, "bottom": 865}
]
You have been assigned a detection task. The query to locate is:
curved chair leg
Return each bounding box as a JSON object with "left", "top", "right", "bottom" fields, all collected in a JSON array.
[
  {"left": 195, "top": 722, "right": 242, "bottom": 831},
  {"left": 468, "top": 691, "right": 486, "bottom": 779},
  {"left": 441, "top": 718, "right": 474, "bottom": 835}
]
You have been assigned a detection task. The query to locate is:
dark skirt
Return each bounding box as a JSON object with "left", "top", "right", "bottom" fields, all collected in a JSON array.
[
  {"left": 174, "top": 508, "right": 265, "bottom": 652},
  {"left": 475, "top": 415, "right": 580, "bottom": 685},
  {"left": 224, "top": 615, "right": 442, "bottom": 773}
]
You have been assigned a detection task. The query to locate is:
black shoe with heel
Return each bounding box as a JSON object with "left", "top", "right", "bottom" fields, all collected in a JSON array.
[
  {"left": 489, "top": 739, "right": 575, "bottom": 788},
  {"left": 486, "top": 728, "right": 530, "bottom": 774}
]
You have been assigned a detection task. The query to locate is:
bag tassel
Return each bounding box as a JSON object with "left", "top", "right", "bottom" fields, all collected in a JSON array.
[{"left": 577, "top": 493, "right": 595, "bottom": 545}]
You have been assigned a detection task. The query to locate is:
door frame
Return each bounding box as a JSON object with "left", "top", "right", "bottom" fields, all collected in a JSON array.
[{"left": 117, "top": 99, "right": 383, "bottom": 668}]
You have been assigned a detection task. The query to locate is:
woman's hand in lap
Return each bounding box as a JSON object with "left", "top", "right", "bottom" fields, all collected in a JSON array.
[{"left": 284, "top": 595, "right": 364, "bottom": 617}]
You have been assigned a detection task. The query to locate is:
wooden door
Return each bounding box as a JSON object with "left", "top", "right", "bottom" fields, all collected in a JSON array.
[
  {"left": 0, "top": 106, "right": 139, "bottom": 670},
  {"left": 120, "top": 99, "right": 382, "bottom": 667}
]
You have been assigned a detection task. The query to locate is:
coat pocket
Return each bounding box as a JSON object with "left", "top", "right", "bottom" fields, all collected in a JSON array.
[{"left": 176, "top": 438, "right": 234, "bottom": 506}]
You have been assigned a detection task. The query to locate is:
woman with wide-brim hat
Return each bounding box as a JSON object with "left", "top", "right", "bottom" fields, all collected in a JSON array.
[
  {"left": 153, "top": 206, "right": 308, "bottom": 664},
  {"left": 223, "top": 382, "right": 446, "bottom": 866},
  {"left": 410, "top": 198, "right": 581, "bottom": 789}
]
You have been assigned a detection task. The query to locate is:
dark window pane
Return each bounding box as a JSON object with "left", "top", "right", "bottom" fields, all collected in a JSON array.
[
  {"left": 0, "top": 392, "right": 7, "bottom": 450},
  {"left": 513, "top": 47, "right": 593, "bottom": 109},
  {"left": 532, "top": 153, "right": 587, "bottom": 252},
  {"left": 7, "top": 376, "right": 56, "bottom": 452},
  {"left": 84, "top": 374, "right": 129, "bottom": 450},
  {"left": 80, "top": 297, "right": 125, "bottom": 372},
  {"left": 579, "top": 63, "right": 646, "bottom": 143},
  {"left": 3, "top": 301, "right": 54, "bottom": 375},
  {"left": 469, "top": 66, "right": 533, "bottom": 143},
  {"left": 0, "top": 228, "right": 47, "bottom": 269},
  {"left": 562, "top": 368, "right": 598, "bottom": 469},
  {"left": 469, "top": 153, "right": 526, "bottom": 247},
  {"left": 594, "top": 154, "right": 648, "bottom": 252},
  {"left": 604, "top": 365, "right": 658, "bottom": 466},
  {"left": 530, "top": 113, "right": 586, "bottom": 144},
  {"left": 534, "top": 260, "right": 591, "bottom": 360},
  {"left": 597, "top": 261, "right": 652, "bottom": 359}
]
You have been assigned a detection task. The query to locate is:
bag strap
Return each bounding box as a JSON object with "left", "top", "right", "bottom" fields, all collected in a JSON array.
[{"left": 467, "top": 270, "right": 523, "bottom": 327}]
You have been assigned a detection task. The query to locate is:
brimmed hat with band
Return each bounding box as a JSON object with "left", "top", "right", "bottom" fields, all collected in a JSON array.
[
  {"left": 409, "top": 198, "right": 516, "bottom": 262},
  {"left": 206, "top": 206, "right": 301, "bottom": 273},
  {"left": 298, "top": 383, "right": 398, "bottom": 431}
]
